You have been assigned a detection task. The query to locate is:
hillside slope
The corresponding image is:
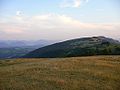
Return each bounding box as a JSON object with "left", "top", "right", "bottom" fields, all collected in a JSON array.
[
  {"left": 23, "top": 36, "right": 120, "bottom": 58},
  {"left": 0, "top": 47, "right": 38, "bottom": 59}
]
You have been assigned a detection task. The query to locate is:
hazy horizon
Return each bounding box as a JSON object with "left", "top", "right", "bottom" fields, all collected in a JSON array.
[
  {"left": 0, "top": 36, "right": 120, "bottom": 41},
  {"left": 0, "top": 0, "right": 120, "bottom": 40}
]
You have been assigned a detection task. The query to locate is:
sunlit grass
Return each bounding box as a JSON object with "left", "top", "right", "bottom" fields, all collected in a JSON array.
[{"left": 0, "top": 56, "right": 120, "bottom": 90}]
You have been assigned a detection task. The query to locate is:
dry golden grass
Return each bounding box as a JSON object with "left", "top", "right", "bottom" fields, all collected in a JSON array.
[{"left": 0, "top": 56, "right": 120, "bottom": 90}]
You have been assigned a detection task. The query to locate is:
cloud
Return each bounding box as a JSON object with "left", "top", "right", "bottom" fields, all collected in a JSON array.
[
  {"left": 15, "top": 11, "right": 25, "bottom": 22},
  {"left": 60, "top": 0, "right": 88, "bottom": 8},
  {"left": 74, "top": 0, "right": 82, "bottom": 7},
  {"left": 0, "top": 13, "right": 120, "bottom": 40},
  {"left": 16, "top": 11, "right": 23, "bottom": 16}
]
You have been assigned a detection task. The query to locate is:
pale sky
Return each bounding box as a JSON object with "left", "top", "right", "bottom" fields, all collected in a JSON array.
[{"left": 0, "top": 0, "right": 120, "bottom": 40}]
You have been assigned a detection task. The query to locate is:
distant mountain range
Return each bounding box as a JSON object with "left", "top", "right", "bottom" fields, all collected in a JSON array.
[
  {"left": 0, "top": 40, "right": 58, "bottom": 59},
  {"left": 23, "top": 36, "right": 120, "bottom": 58},
  {"left": 0, "top": 40, "right": 57, "bottom": 48}
]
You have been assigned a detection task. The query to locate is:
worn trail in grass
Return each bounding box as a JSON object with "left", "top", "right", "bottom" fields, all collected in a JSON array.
[{"left": 0, "top": 56, "right": 120, "bottom": 90}]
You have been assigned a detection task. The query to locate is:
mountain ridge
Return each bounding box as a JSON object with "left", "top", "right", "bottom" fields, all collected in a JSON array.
[
  {"left": 0, "top": 40, "right": 58, "bottom": 59},
  {"left": 23, "top": 36, "right": 120, "bottom": 58}
]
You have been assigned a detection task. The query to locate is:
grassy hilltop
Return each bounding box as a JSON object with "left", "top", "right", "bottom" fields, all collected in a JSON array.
[
  {"left": 0, "top": 56, "right": 120, "bottom": 90},
  {"left": 23, "top": 36, "right": 120, "bottom": 58}
]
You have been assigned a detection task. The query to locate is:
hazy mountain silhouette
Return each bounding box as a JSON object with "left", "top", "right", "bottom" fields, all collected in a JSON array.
[{"left": 0, "top": 40, "right": 58, "bottom": 58}]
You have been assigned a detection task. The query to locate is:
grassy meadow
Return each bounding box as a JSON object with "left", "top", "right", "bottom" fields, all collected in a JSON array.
[{"left": 0, "top": 56, "right": 120, "bottom": 90}]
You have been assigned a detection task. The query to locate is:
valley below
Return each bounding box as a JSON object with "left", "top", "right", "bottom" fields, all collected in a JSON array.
[{"left": 0, "top": 56, "right": 120, "bottom": 90}]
